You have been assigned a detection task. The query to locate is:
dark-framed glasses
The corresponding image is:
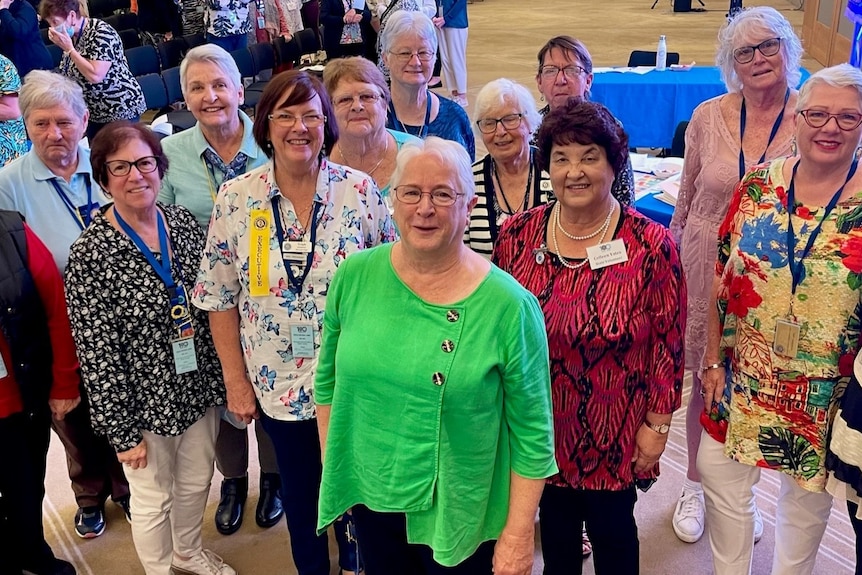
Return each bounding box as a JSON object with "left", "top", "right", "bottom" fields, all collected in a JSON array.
[
  {"left": 268, "top": 112, "right": 327, "bottom": 128},
  {"left": 333, "top": 92, "right": 382, "bottom": 108},
  {"left": 539, "top": 65, "right": 586, "bottom": 79},
  {"left": 394, "top": 186, "right": 463, "bottom": 206},
  {"left": 105, "top": 156, "right": 159, "bottom": 177},
  {"left": 389, "top": 50, "right": 435, "bottom": 62},
  {"left": 476, "top": 113, "right": 524, "bottom": 134},
  {"left": 732, "top": 37, "right": 781, "bottom": 64},
  {"left": 799, "top": 109, "right": 862, "bottom": 131}
]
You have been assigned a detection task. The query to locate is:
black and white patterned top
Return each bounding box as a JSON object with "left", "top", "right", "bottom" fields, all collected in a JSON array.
[
  {"left": 65, "top": 203, "right": 225, "bottom": 453},
  {"left": 58, "top": 18, "right": 146, "bottom": 123},
  {"left": 205, "top": 0, "right": 252, "bottom": 37}
]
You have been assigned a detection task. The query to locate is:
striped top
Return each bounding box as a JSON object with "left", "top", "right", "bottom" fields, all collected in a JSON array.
[{"left": 465, "top": 148, "right": 552, "bottom": 259}]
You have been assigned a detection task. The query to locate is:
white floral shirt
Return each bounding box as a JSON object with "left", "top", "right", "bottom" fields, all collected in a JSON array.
[{"left": 193, "top": 160, "right": 396, "bottom": 420}]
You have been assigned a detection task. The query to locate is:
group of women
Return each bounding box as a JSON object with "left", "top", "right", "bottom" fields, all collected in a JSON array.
[{"left": 20, "top": 3, "right": 862, "bottom": 575}]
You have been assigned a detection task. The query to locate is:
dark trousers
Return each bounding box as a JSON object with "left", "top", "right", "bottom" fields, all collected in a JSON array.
[
  {"left": 51, "top": 390, "right": 128, "bottom": 508},
  {"left": 0, "top": 410, "right": 58, "bottom": 574},
  {"left": 206, "top": 33, "right": 248, "bottom": 53},
  {"left": 215, "top": 418, "right": 279, "bottom": 478},
  {"left": 300, "top": 0, "right": 321, "bottom": 47},
  {"left": 259, "top": 412, "right": 329, "bottom": 575},
  {"left": 86, "top": 117, "right": 140, "bottom": 141},
  {"left": 848, "top": 501, "right": 862, "bottom": 575},
  {"left": 352, "top": 505, "right": 494, "bottom": 575},
  {"left": 539, "top": 484, "right": 639, "bottom": 575}
]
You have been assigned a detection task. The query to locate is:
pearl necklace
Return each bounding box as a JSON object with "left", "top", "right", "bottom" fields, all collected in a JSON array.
[
  {"left": 555, "top": 199, "right": 614, "bottom": 241},
  {"left": 551, "top": 202, "right": 614, "bottom": 270},
  {"left": 337, "top": 134, "right": 390, "bottom": 178}
]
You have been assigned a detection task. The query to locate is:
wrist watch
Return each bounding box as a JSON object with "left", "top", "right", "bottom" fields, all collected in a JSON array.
[{"left": 644, "top": 420, "right": 670, "bottom": 434}]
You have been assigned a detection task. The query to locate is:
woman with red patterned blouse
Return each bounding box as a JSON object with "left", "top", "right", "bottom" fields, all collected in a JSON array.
[{"left": 493, "top": 98, "right": 686, "bottom": 575}]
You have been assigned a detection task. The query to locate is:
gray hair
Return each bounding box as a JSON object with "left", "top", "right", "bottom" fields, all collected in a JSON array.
[
  {"left": 19, "top": 70, "right": 87, "bottom": 120},
  {"left": 380, "top": 10, "right": 438, "bottom": 55},
  {"left": 472, "top": 78, "right": 542, "bottom": 139},
  {"left": 716, "top": 6, "right": 802, "bottom": 93},
  {"left": 796, "top": 63, "right": 862, "bottom": 113},
  {"left": 390, "top": 136, "right": 475, "bottom": 201},
  {"left": 179, "top": 44, "right": 242, "bottom": 97}
]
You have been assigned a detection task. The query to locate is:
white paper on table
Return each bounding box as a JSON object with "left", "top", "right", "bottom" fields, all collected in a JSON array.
[
  {"left": 593, "top": 66, "right": 654, "bottom": 75},
  {"left": 629, "top": 152, "right": 651, "bottom": 173},
  {"left": 655, "top": 173, "right": 681, "bottom": 206}
]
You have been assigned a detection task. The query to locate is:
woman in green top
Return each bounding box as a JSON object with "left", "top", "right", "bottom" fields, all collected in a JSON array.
[{"left": 315, "top": 136, "right": 557, "bottom": 574}]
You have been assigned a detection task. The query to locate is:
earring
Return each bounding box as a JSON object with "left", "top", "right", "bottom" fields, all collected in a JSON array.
[
  {"left": 790, "top": 136, "right": 797, "bottom": 156},
  {"left": 540, "top": 94, "right": 545, "bottom": 102},
  {"left": 856, "top": 146, "right": 862, "bottom": 160}
]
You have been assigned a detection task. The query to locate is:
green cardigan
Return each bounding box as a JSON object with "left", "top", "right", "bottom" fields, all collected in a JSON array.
[{"left": 315, "top": 243, "right": 557, "bottom": 566}]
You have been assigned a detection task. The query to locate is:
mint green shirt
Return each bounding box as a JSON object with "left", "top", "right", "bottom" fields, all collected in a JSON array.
[
  {"left": 316, "top": 243, "right": 557, "bottom": 567},
  {"left": 158, "top": 111, "right": 267, "bottom": 228}
]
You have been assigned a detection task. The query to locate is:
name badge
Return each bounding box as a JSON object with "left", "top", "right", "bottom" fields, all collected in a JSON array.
[
  {"left": 249, "top": 209, "right": 270, "bottom": 297},
  {"left": 172, "top": 337, "right": 199, "bottom": 374},
  {"left": 77, "top": 202, "right": 100, "bottom": 225},
  {"left": 586, "top": 239, "right": 628, "bottom": 270},
  {"left": 0, "top": 354, "right": 7, "bottom": 379},
  {"left": 290, "top": 322, "right": 315, "bottom": 358},
  {"left": 540, "top": 180, "right": 553, "bottom": 192},
  {"left": 773, "top": 318, "right": 800, "bottom": 359},
  {"left": 282, "top": 240, "right": 312, "bottom": 254}
]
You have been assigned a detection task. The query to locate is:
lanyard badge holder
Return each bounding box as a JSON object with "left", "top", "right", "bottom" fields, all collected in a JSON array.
[{"left": 114, "top": 209, "right": 198, "bottom": 374}]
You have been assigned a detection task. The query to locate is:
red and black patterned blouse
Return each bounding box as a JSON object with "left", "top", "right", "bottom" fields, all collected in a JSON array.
[{"left": 493, "top": 203, "right": 686, "bottom": 490}]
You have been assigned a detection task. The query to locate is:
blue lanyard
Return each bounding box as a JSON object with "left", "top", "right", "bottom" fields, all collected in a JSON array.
[
  {"left": 271, "top": 196, "right": 321, "bottom": 294},
  {"left": 739, "top": 88, "right": 789, "bottom": 181},
  {"left": 51, "top": 177, "right": 93, "bottom": 231},
  {"left": 113, "top": 208, "right": 176, "bottom": 290},
  {"left": 786, "top": 157, "right": 858, "bottom": 294},
  {"left": 387, "top": 90, "right": 432, "bottom": 139}
]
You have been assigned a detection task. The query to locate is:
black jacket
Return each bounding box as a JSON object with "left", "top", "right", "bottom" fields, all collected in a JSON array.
[{"left": 0, "top": 0, "right": 53, "bottom": 78}]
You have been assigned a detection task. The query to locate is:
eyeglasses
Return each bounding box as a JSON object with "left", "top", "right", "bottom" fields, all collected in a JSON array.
[
  {"left": 394, "top": 186, "right": 463, "bottom": 206},
  {"left": 388, "top": 50, "right": 435, "bottom": 62},
  {"left": 105, "top": 156, "right": 159, "bottom": 177},
  {"left": 333, "top": 92, "right": 382, "bottom": 108},
  {"left": 799, "top": 109, "right": 862, "bottom": 131},
  {"left": 476, "top": 113, "right": 524, "bottom": 134},
  {"left": 267, "top": 112, "right": 327, "bottom": 128},
  {"left": 539, "top": 65, "right": 586, "bottom": 79},
  {"left": 732, "top": 37, "right": 781, "bottom": 64}
]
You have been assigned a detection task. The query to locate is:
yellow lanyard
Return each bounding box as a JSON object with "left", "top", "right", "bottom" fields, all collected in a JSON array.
[{"left": 200, "top": 157, "right": 219, "bottom": 203}]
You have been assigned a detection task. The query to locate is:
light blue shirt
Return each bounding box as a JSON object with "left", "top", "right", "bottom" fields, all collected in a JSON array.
[
  {"left": 0, "top": 144, "right": 108, "bottom": 271},
  {"left": 159, "top": 111, "right": 267, "bottom": 229}
]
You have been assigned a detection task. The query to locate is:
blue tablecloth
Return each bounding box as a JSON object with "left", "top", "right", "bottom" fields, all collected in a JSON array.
[
  {"left": 591, "top": 66, "right": 810, "bottom": 149},
  {"left": 635, "top": 193, "right": 675, "bottom": 228}
]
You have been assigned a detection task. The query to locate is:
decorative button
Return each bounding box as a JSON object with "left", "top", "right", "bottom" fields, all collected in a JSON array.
[
  {"left": 441, "top": 340, "right": 454, "bottom": 353},
  {"left": 446, "top": 310, "right": 460, "bottom": 322},
  {"left": 432, "top": 372, "right": 445, "bottom": 386}
]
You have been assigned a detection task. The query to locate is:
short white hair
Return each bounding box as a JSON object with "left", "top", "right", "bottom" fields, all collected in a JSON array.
[
  {"left": 20, "top": 70, "right": 87, "bottom": 120},
  {"left": 390, "top": 136, "right": 475, "bottom": 201},
  {"left": 380, "top": 10, "right": 438, "bottom": 55},
  {"left": 715, "top": 6, "right": 802, "bottom": 93},
  {"left": 472, "top": 78, "right": 542, "bottom": 139},
  {"left": 796, "top": 63, "right": 862, "bottom": 113},
  {"left": 179, "top": 44, "right": 242, "bottom": 97}
]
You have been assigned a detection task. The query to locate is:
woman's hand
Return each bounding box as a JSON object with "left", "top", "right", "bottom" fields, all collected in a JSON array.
[
  {"left": 631, "top": 423, "right": 668, "bottom": 474},
  {"left": 431, "top": 16, "right": 445, "bottom": 28},
  {"left": 47, "top": 26, "right": 74, "bottom": 53},
  {"left": 701, "top": 365, "right": 726, "bottom": 408},
  {"left": 0, "top": 0, "right": 13, "bottom": 11},
  {"left": 48, "top": 397, "right": 81, "bottom": 420},
  {"left": 226, "top": 374, "right": 259, "bottom": 425},
  {"left": 492, "top": 528, "right": 534, "bottom": 575},
  {"left": 118, "top": 440, "right": 148, "bottom": 470}
]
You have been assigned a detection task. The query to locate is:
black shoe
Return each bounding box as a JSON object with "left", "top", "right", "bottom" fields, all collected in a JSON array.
[
  {"left": 114, "top": 495, "right": 132, "bottom": 524},
  {"left": 23, "top": 557, "right": 77, "bottom": 575},
  {"left": 215, "top": 476, "right": 247, "bottom": 535},
  {"left": 255, "top": 473, "right": 284, "bottom": 528},
  {"left": 74, "top": 506, "right": 105, "bottom": 538}
]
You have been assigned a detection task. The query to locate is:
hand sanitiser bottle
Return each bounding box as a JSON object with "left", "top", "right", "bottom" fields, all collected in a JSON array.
[{"left": 656, "top": 35, "right": 667, "bottom": 71}]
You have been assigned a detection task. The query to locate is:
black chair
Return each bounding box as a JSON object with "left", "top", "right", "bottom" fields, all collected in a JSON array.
[
  {"left": 88, "top": 0, "right": 115, "bottom": 17},
  {"left": 294, "top": 28, "right": 320, "bottom": 57},
  {"left": 41, "top": 27, "right": 50, "bottom": 45},
  {"left": 182, "top": 33, "right": 207, "bottom": 50},
  {"left": 136, "top": 73, "right": 168, "bottom": 112},
  {"left": 46, "top": 44, "right": 63, "bottom": 69},
  {"left": 125, "top": 45, "right": 161, "bottom": 76},
  {"left": 230, "top": 47, "right": 257, "bottom": 82},
  {"left": 627, "top": 50, "right": 681, "bottom": 67},
  {"left": 114, "top": 12, "right": 139, "bottom": 31},
  {"left": 157, "top": 38, "right": 188, "bottom": 70},
  {"left": 670, "top": 120, "right": 689, "bottom": 158},
  {"left": 161, "top": 66, "right": 184, "bottom": 105},
  {"left": 249, "top": 42, "right": 276, "bottom": 76},
  {"left": 118, "top": 28, "right": 141, "bottom": 49},
  {"left": 274, "top": 36, "right": 302, "bottom": 67},
  {"left": 112, "top": 0, "right": 131, "bottom": 13}
]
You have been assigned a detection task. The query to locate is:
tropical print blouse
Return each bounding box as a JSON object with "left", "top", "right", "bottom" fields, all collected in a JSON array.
[
  {"left": 0, "top": 55, "right": 27, "bottom": 167},
  {"left": 713, "top": 157, "right": 862, "bottom": 492}
]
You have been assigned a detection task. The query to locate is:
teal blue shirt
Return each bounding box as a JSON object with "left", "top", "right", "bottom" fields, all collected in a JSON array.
[{"left": 158, "top": 111, "right": 267, "bottom": 228}]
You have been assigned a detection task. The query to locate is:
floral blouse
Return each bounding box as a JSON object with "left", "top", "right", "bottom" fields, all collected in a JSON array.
[
  {"left": 193, "top": 160, "right": 396, "bottom": 421},
  {"left": 713, "top": 158, "right": 862, "bottom": 492},
  {"left": 64, "top": 204, "right": 226, "bottom": 453},
  {"left": 0, "top": 55, "right": 27, "bottom": 167}
]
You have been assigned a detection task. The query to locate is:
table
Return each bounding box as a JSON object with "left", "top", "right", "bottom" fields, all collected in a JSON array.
[
  {"left": 635, "top": 192, "right": 674, "bottom": 228},
  {"left": 591, "top": 66, "right": 810, "bottom": 149}
]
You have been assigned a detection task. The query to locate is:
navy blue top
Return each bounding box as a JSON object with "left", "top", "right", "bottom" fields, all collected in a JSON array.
[
  {"left": 0, "top": 0, "right": 52, "bottom": 79},
  {"left": 386, "top": 94, "right": 476, "bottom": 161},
  {"left": 440, "top": 0, "right": 467, "bottom": 28}
]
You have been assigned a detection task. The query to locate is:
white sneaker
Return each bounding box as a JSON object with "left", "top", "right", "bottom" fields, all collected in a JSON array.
[
  {"left": 753, "top": 506, "right": 763, "bottom": 543},
  {"left": 452, "top": 93, "right": 469, "bottom": 108},
  {"left": 171, "top": 549, "right": 236, "bottom": 575},
  {"left": 672, "top": 488, "right": 705, "bottom": 543}
]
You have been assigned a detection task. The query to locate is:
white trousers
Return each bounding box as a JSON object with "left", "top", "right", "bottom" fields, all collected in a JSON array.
[
  {"left": 437, "top": 27, "right": 468, "bottom": 94},
  {"left": 125, "top": 408, "right": 219, "bottom": 575},
  {"left": 697, "top": 430, "right": 833, "bottom": 575}
]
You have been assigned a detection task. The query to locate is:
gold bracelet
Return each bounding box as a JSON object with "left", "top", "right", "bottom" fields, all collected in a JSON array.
[{"left": 700, "top": 362, "right": 723, "bottom": 374}]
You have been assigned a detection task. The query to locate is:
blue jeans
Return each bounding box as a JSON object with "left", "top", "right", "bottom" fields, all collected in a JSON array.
[
  {"left": 258, "top": 412, "right": 329, "bottom": 575},
  {"left": 205, "top": 33, "right": 248, "bottom": 53}
]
